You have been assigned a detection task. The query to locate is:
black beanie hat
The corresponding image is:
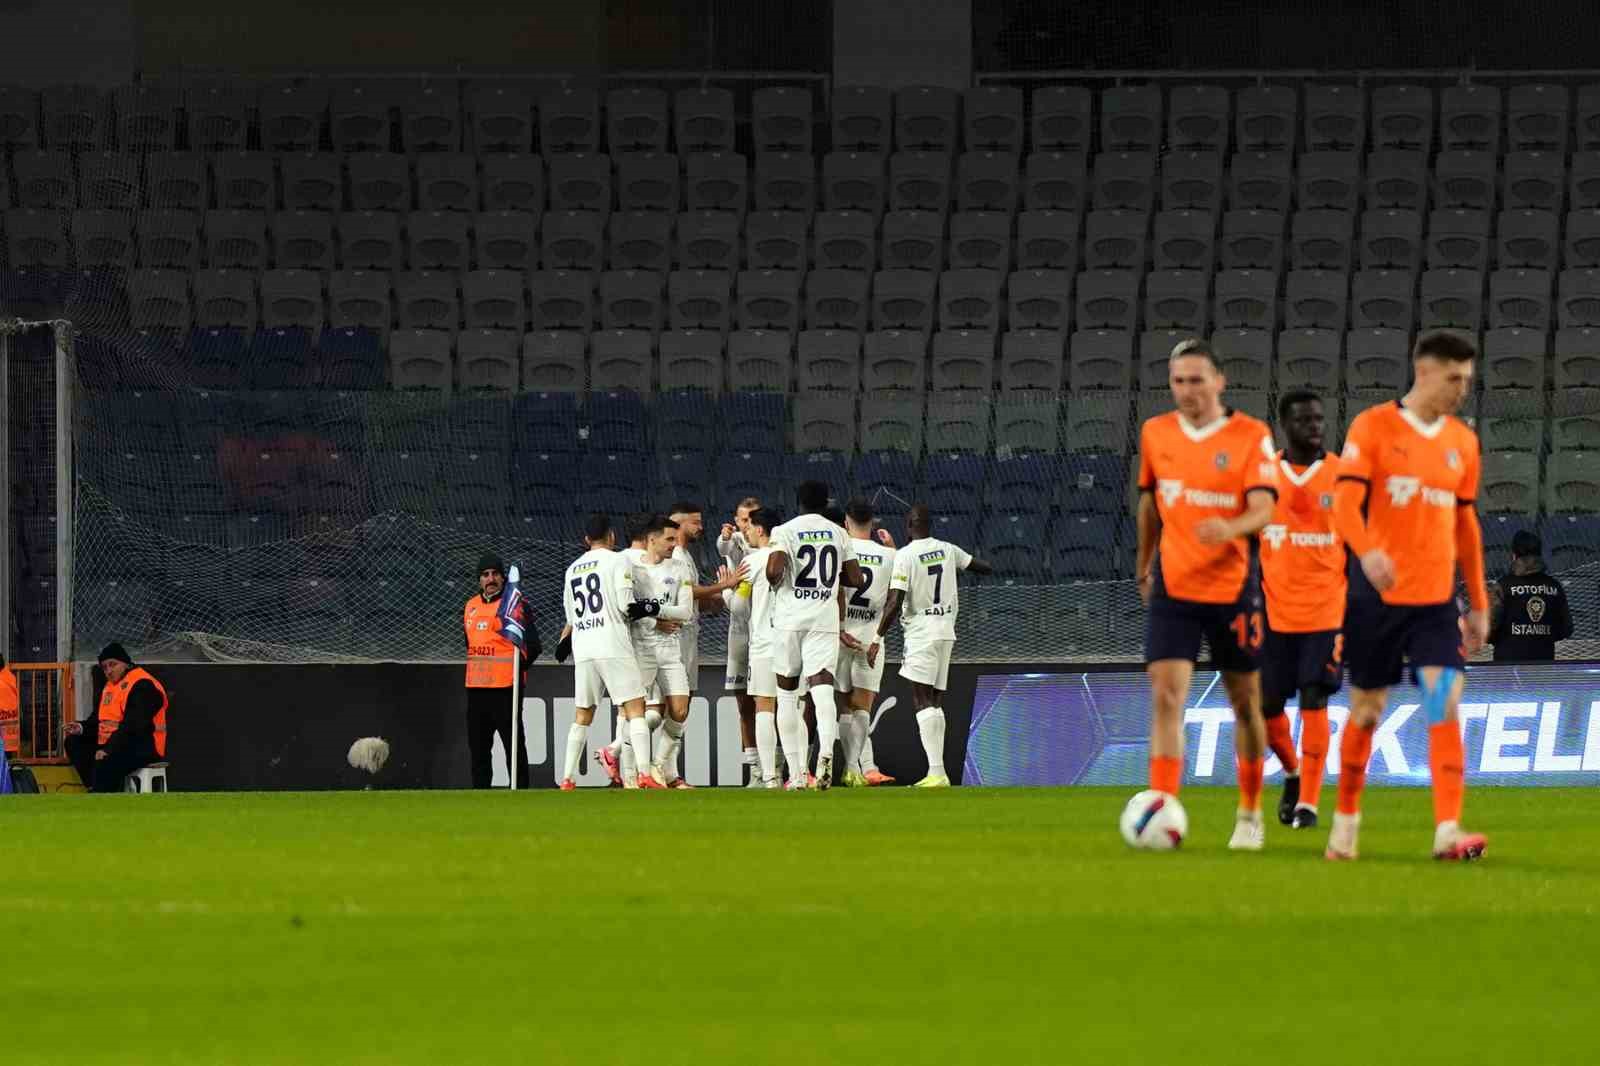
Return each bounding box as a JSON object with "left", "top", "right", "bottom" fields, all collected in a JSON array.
[
  {"left": 477, "top": 553, "right": 506, "bottom": 575},
  {"left": 97, "top": 642, "right": 132, "bottom": 665}
]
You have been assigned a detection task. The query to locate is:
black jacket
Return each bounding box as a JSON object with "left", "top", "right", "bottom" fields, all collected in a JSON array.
[{"left": 1490, "top": 569, "right": 1573, "bottom": 662}]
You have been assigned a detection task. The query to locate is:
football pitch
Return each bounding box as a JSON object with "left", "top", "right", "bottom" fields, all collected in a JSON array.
[{"left": 8, "top": 787, "right": 1596, "bottom": 1066}]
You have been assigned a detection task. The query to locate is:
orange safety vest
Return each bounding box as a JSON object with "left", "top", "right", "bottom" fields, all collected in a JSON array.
[
  {"left": 0, "top": 666, "right": 18, "bottom": 754},
  {"left": 98, "top": 667, "right": 168, "bottom": 758},
  {"left": 463, "top": 595, "right": 519, "bottom": 688}
]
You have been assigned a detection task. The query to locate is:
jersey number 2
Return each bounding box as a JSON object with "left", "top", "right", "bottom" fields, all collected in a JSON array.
[{"left": 849, "top": 567, "right": 873, "bottom": 607}]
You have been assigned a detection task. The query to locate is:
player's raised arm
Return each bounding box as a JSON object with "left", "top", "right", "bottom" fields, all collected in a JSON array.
[{"left": 956, "top": 544, "right": 993, "bottom": 577}]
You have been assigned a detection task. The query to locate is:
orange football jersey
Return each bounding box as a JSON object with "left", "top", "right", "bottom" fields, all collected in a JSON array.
[
  {"left": 1338, "top": 400, "right": 1481, "bottom": 606},
  {"left": 1138, "top": 408, "right": 1279, "bottom": 604},
  {"left": 1259, "top": 451, "right": 1346, "bottom": 632}
]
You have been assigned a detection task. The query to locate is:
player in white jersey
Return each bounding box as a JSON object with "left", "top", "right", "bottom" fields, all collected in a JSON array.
[
  {"left": 596, "top": 514, "right": 664, "bottom": 785},
  {"left": 869, "top": 504, "right": 993, "bottom": 788},
  {"left": 718, "top": 496, "right": 763, "bottom": 785},
  {"left": 554, "top": 514, "right": 655, "bottom": 789},
  {"left": 738, "top": 507, "right": 787, "bottom": 787},
  {"left": 766, "top": 480, "right": 866, "bottom": 790},
  {"left": 835, "top": 498, "right": 898, "bottom": 787}
]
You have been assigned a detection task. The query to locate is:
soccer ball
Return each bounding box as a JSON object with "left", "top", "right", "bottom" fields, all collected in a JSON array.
[{"left": 1119, "top": 790, "right": 1188, "bottom": 850}]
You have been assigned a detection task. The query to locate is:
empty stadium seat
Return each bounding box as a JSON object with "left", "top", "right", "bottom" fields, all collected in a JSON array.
[
  {"left": 896, "top": 85, "right": 959, "bottom": 154},
  {"left": 1162, "top": 150, "right": 1223, "bottom": 212},
  {"left": 947, "top": 211, "right": 1010, "bottom": 271},
  {"left": 1213, "top": 269, "right": 1277, "bottom": 331},
  {"left": 1101, "top": 84, "right": 1161, "bottom": 153},
  {"left": 1015, "top": 210, "right": 1078, "bottom": 270},
  {"left": 1236, "top": 85, "right": 1296, "bottom": 152},
  {"left": 1503, "top": 150, "right": 1565, "bottom": 212},
  {"left": 463, "top": 269, "right": 527, "bottom": 330},
  {"left": 1477, "top": 389, "right": 1545, "bottom": 452},
  {"left": 348, "top": 152, "right": 412, "bottom": 211},
  {"left": 1083, "top": 209, "right": 1148, "bottom": 270},
  {"left": 194, "top": 268, "right": 257, "bottom": 330},
  {"left": 1434, "top": 150, "right": 1496, "bottom": 211},
  {"left": 394, "top": 270, "right": 458, "bottom": 330},
  {"left": 1070, "top": 329, "right": 1134, "bottom": 390},
  {"left": 832, "top": 85, "right": 892, "bottom": 155},
  {"left": 862, "top": 329, "right": 928, "bottom": 391},
  {"left": 1031, "top": 86, "right": 1092, "bottom": 153},
  {"left": 753, "top": 86, "right": 815, "bottom": 154},
  {"left": 1427, "top": 207, "right": 1490, "bottom": 269},
  {"left": 1546, "top": 452, "right": 1600, "bottom": 512},
  {"left": 542, "top": 211, "right": 604, "bottom": 271},
  {"left": 1345, "top": 327, "right": 1411, "bottom": 390},
  {"left": 598, "top": 269, "right": 663, "bottom": 332},
  {"left": 793, "top": 393, "right": 857, "bottom": 453},
  {"left": 1024, "top": 151, "right": 1089, "bottom": 213},
  {"left": 1063, "top": 390, "right": 1130, "bottom": 453},
  {"left": 541, "top": 87, "right": 601, "bottom": 153},
  {"left": 474, "top": 210, "right": 538, "bottom": 270},
  {"left": 931, "top": 330, "right": 995, "bottom": 391},
  {"left": 607, "top": 86, "right": 669, "bottom": 153},
  {"left": 797, "top": 328, "right": 862, "bottom": 392},
  {"left": 659, "top": 330, "right": 723, "bottom": 391},
  {"left": 957, "top": 151, "right": 1020, "bottom": 213},
  {"left": 676, "top": 210, "right": 739, "bottom": 270},
  {"left": 824, "top": 152, "right": 887, "bottom": 214},
  {"left": 871, "top": 269, "right": 936, "bottom": 332},
  {"left": 145, "top": 152, "right": 207, "bottom": 210},
  {"left": 1284, "top": 269, "right": 1348, "bottom": 330},
  {"left": 1277, "top": 328, "right": 1341, "bottom": 390},
  {"left": 548, "top": 153, "right": 612, "bottom": 214},
  {"left": 1009, "top": 269, "right": 1073, "bottom": 331},
  {"left": 1359, "top": 208, "right": 1423, "bottom": 271},
  {"left": 389, "top": 328, "right": 453, "bottom": 390},
  {"left": 1488, "top": 269, "right": 1553, "bottom": 331},
  {"left": 1297, "top": 150, "right": 1360, "bottom": 211},
  {"left": 1231, "top": 149, "right": 1296, "bottom": 214},
  {"left": 736, "top": 269, "right": 802, "bottom": 331},
  {"left": 753, "top": 153, "right": 816, "bottom": 214},
  {"left": 456, "top": 329, "right": 520, "bottom": 391},
  {"left": 860, "top": 392, "right": 925, "bottom": 453},
  {"left": 889, "top": 150, "right": 952, "bottom": 212},
  {"left": 744, "top": 210, "right": 807, "bottom": 270},
  {"left": 1497, "top": 209, "right": 1560, "bottom": 269},
  {"left": 1075, "top": 269, "right": 1138, "bottom": 331},
  {"left": 684, "top": 152, "right": 747, "bottom": 214},
  {"left": 727, "top": 329, "right": 794, "bottom": 391},
  {"left": 521, "top": 331, "right": 586, "bottom": 391},
  {"left": 589, "top": 330, "right": 653, "bottom": 392},
  {"left": 667, "top": 269, "right": 732, "bottom": 332},
  {"left": 806, "top": 268, "right": 870, "bottom": 331},
  {"left": 407, "top": 210, "right": 470, "bottom": 269},
  {"left": 1152, "top": 209, "right": 1215, "bottom": 271},
  {"left": 616, "top": 152, "right": 679, "bottom": 213},
  {"left": 1351, "top": 268, "right": 1415, "bottom": 330},
  {"left": 814, "top": 210, "right": 878, "bottom": 271},
  {"left": 938, "top": 268, "right": 1002, "bottom": 331},
  {"left": 1290, "top": 209, "right": 1354, "bottom": 271},
  {"left": 1220, "top": 209, "right": 1284, "bottom": 270},
  {"left": 205, "top": 209, "right": 268, "bottom": 269},
  {"left": 339, "top": 210, "right": 402, "bottom": 270},
  {"left": 676, "top": 86, "right": 735, "bottom": 153}
]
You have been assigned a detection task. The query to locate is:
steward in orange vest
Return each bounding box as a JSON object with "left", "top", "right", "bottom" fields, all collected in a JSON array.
[
  {"left": 463, "top": 554, "right": 542, "bottom": 788},
  {"left": 0, "top": 655, "right": 19, "bottom": 758},
  {"left": 64, "top": 643, "right": 168, "bottom": 793}
]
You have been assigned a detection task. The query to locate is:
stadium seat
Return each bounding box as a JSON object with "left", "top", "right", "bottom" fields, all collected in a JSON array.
[
  {"left": 1031, "top": 86, "right": 1091, "bottom": 154},
  {"left": 921, "top": 452, "right": 986, "bottom": 515},
  {"left": 318, "top": 327, "right": 385, "bottom": 389},
  {"left": 407, "top": 210, "right": 470, "bottom": 270},
  {"left": 659, "top": 330, "right": 724, "bottom": 391},
  {"left": 1070, "top": 329, "right": 1134, "bottom": 390},
  {"left": 599, "top": 269, "right": 663, "bottom": 332},
  {"left": 1064, "top": 390, "right": 1130, "bottom": 454},
  {"left": 659, "top": 450, "right": 713, "bottom": 504},
  {"left": 824, "top": 152, "right": 887, "bottom": 215},
  {"left": 675, "top": 86, "right": 736, "bottom": 153},
  {"left": 1235, "top": 85, "right": 1299, "bottom": 151},
  {"left": 1488, "top": 269, "right": 1553, "bottom": 331},
  {"left": 728, "top": 329, "right": 794, "bottom": 391},
  {"left": 1344, "top": 327, "right": 1410, "bottom": 391},
  {"left": 1210, "top": 328, "right": 1271, "bottom": 390},
  {"left": 277, "top": 153, "right": 338, "bottom": 212},
  {"left": 1509, "top": 84, "right": 1569, "bottom": 153},
  {"left": 1498, "top": 209, "right": 1560, "bottom": 269},
  {"left": 1477, "top": 389, "right": 1545, "bottom": 452},
  {"left": 112, "top": 83, "right": 176, "bottom": 150},
  {"left": 78, "top": 151, "right": 138, "bottom": 210},
  {"left": 205, "top": 209, "right": 268, "bottom": 269},
  {"left": 814, "top": 210, "right": 878, "bottom": 272},
  {"left": 246, "top": 326, "right": 314, "bottom": 389},
  {"left": 831, "top": 85, "right": 892, "bottom": 155},
  {"left": 947, "top": 211, "right": 1009, "bottom": 271},
  {"left": 793, "top": 393, "right": 858, "bottom": 453},
  {"left": 1083, "top": 209, "right": 1147, "bottom": 270},
  {"left": 542, "top": 211, "right": 604, "bottom": 270},
  {"left": 1419, "top": 268, "right": 1484, "bottom": 331},
  {"left": 1563, "top": 210, "right": 1600, "bottom": 269},
  {"left": 1546, "top": 452, "right": 1600, "bottom": 512},
  {"left": 462, "top": 269, "right": 527, "bottom": 330},
  {"left": 1101, "top": 84, "right": 1161, "bottom": 153},
  {"left": 193, "top": 268, "right": 258, "bottom": 330},
  {"left": 744, "top": 210, "right": 808, "bottom": 270},
  {"left": 348, "top": 152, "right": 412, "bottom": 211},
  {"left": 931, "top": 330, "right": 995, "bottom": 391},
  {"left": 983, "top": 453, "right": 1054, "bottom": 514},
  {"left": 389, "top": 328, "right": 454, "bottom": 391},
  {"left": 860, "top": 392, "right": 925, "bottom": 453},
  {"left": 1555, "top": 327, "right": 1600, "bottom": 390},
  {"left": 1554, "top": 406, "right": 1600, "bottom": 452},
  {"left": 186, "top": 327, "right": 248, "bottom": 388},
  {"left": 338, "top": 210, "right": 402, "bottom": 270},
  {"left": 607, "top": 86, "right": 669, "bottom": 153},
  {"left": 145, "top": 152, "right": 207, "bottom": 210},
  {"left": 1440, "top": 84, "right": 1501, "bottom": 153},
  {"left": 128, "top": 268, "right": 188, "bottom": 332},
  {"left": 1426, "top": 208, "right": 1490, "bottom": 269},
  {"left": 1284, "top": 269, "right": 1348, "bottom": 330},
  {"left": 413, "top": 154, "right": 479, "bottom": 213},
  {"left": 1543, "top": 514, "right": 1600, "bottom": 570},
  {"left": 616, "top": 153, "right": 679, "bottom": 213},
  {"left": 1492, "top": 156, "right": 1562, "bottom": 224},
  {"left": 684, "top": 152, "right": 747, "bottom": 214},
  {"left": 521, "top": 331, "right": 587, "bottom": 391},
  {"left": 881, "top": 209, "right": 946, "bottom": 271},
  {"left": 42, "top": 84, "right": 109, "bottom": 150},
  {"left": 12, "top": 149, "right": 73, "bottom": 208},
  {"left": 806, "top": 268, "right": 870, "bottom": 331},
  {"left": 271, "top": 210, "right": 334, "bottom": 270},
  {"left": 1372, "top": 84, "right": 1433, "bottom": 151},
  {"left": 890, "top": 150, "right": 952, "bottom": 212},
  {"left": 1168, "top": 84, "right": 1228, "bottom": 152},
  {"left": 982, "top": 512, "right": 1050, "bottom": 582},
  {"left": 1015, "top": 210, "right": 1078, "bottom": 270},
  {"left": 957, "top": 151, "right": 1020, "bottom": 213},
  {"left": 473, "top": 210, "right": 537, "bottom": 271},
  {"left": 580, "top": 452, "right": 648, "bottom": 515},
  {"left": 1231, "top": 139, "right": 1293, "bottom": 206},
  {"left": 1477, "top": 451, "right": 1541, "bottom": 514},
  {"left": 1297, "top": 150, "right": 1360, "bottom": 211},
  {"left": 789, "top": 451, "right": 851, "bottom": 507},
  {"left": 1091, "top": 151, "right": 1156, "bottom": 212},
  {"left": 1213, "top": 269, "right": 1277, "bottom": 331},
  {"left": 1001, "top": 330, "right": 1066, "bottom": 391},
  {"left": 1162, "top": 150, "right": 1223, "bottom": 212},
  {"left": 476, "top": 154, "right": 543, "bottom": 213},
  {"left": 1359, "top": 209, "right": 1423, "bottom": 271},
  {"left": 1056, "top": 452, "right": 1127, "bottom": 516},
  {"left": 736, "top": 269, "right": 802, "bottom": 331},
  {"left": 715, "top": 450, "right": 785, "bottom": 510},
  {"left": 327, "top": 82, "right": 391, "bottom": 153},
  {"left": 753, "top": 153, "right": 816, "bottom": 214},
  {"left": 1351, "top": 268, "right": 1415, "bottom": 330},
  {"left": 1052, "top": 514, "right": 1122, "bottom": 578},
  {"left": 399, "top": 82, "right": 460, "bottom": 153},
  {"left": 938, "top": 268, "right": 1002, "bottom": 331},
  {"left": 1290, "top": 209, "right": 1354, "bottom": 271},
  {"left": 668, "top": 269, "right": 732, "bottom": 332},
  {"left": 855, "top": 449, "right": 920, "bottom": 509},
  {"left": 548, "top": 153, "right": 611, "bottom": 214},
  {"left": 392, "top": 270, "right": 460, "bottom": 331},
  {"left": 862, "top": 329, "right": 928, "bottom": 392},
  {"left": 871, "top": 268, "right": 936, "bottom": 332},
  {"left": 1219, "top": 209, "right": 1284, "bottom": 270},
  {"left": 1143, "top": 270, "right": 1209, "bottom": 332},
  {"left": 1277, "top": 328, "right": 1341, "bottom": 391},
  {"left": 1367, "top": 149, "right": 1429, "bottom": 211},
  {"left": 753, "top": 85, "right": 814, "bottom": 154},
  {"left": 0, "top": 84, "right": 39, "bottom": 150},
  {"left": 1024, "top": 151, "right": 1089, "bottom": 213},
  {"left": 1004, "top": 269, "right": 1069, "bottom": 331},
  {"left": 581, "top": 391, "right": 648, "bottom": 453},
  {"left": 1075, "top": 270, "right": 1138, "bottom": 331},
  {"left": 468, "top": 84, "right": 534, "bottom": 153},
  {"left": 1561, "top": 268, "right": 1600, "bottom": 328},
  {"left": 658, "top": 389, "right": 718, "bottom": 455},
  {"left": 896, "top": 85, "right": 959, "bottom": 154},
  {"left": 675, "top": 210, "right": 739, "bottom": 270},
  {"left": 5, "top": 208, "right": 68, "bottom": 267},
  {"left": 1152, "top": 209, "right": 1215, "bottom": 271},
  {"left": 1434, "top": 150, "right": 1497, "bottom": 211},
  {"left": 540, "top": 86, "right": 600, "bottom": 154}
]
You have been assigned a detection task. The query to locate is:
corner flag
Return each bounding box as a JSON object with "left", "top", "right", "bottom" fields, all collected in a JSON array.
[{"left": 497, "top": 565, "right": 527, "bottom": 650}]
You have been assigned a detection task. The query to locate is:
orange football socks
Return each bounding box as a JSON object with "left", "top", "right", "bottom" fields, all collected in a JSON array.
[
  {"left": 1429, "top": 721, "right": 1465, "bottom": 826},
  {"left": 1149, "top": 755, "right": 1182, "bottom": 795},
  {"left": 1336, "top": 720, "right": 1375, "bottom": 816},
  {"left": 1298, "top": 709, "right": 1330, "bottom": 810},
  {"left": 1265, "top": 714, "right": 1299, "bottom": 774}
]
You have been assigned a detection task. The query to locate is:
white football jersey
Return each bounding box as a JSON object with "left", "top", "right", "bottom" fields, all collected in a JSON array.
[
  {"left": 843, "top": 538, "right": 897, "bottom": 644},
  {"left": 671, "top": 544, "right": 701, "bottom": 667},
  {"left": 891, "top": 537, "right": 974, "bottom": 641},
  {"left": 631, "top": 555, "right": 688, "bottom": 657},
  {"left": 562, "top": 548, "right": 637, "bottom": 662},
  {"left": 770, "top": 512, "right": 858, "bottom": 632},
  {"left": 743, "top": 545, "right": 777, "bottom": 660}
]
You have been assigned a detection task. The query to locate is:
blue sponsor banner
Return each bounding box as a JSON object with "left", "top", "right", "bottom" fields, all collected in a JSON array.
[{"left": 964, "top": 663, "right": 1600, "bottom": 787}]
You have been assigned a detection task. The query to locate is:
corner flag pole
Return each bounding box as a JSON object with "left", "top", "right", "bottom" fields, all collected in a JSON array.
[{"left": 506, "top": 564, "right": 523, "bottom": 793}]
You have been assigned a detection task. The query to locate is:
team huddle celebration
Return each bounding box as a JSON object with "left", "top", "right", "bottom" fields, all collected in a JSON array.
[{"left": 530, "top": 327, "right": 1492, "bottom": 864}]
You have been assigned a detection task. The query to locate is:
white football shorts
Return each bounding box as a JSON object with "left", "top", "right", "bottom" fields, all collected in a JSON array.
[
  {"left": 636, "top": 646, "right": 690, "bottom": 699},
  {"left": 773, "top": 628, "right": 839, "bottom": 680},
  {"left": 834, "top": 640, "right": 884, "bottom": 695},
  {"left": 574, "top": 657, "right": 646, "bottom": 709},
  {"left": 899, "top": 637, "right": 956, "bottom": 691},
  {"left": 748, "top": 655, "right": 777, "bottom": 700}
]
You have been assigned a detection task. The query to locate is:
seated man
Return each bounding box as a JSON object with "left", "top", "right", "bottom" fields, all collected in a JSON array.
[{"left": 64, "top": 643, "right": 168, "bottom": 793}]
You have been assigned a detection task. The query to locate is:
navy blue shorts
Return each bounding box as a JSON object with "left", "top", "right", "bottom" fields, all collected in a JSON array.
[
  {"left": 1261, "top": 627, "right": 1343, "bottom": 707},
  {"left": 1344, "top": 597, "right": 1464, "bottom": 691},
  {"left": 1145, "top": 575, "right": 1263, "bottom": 673}
]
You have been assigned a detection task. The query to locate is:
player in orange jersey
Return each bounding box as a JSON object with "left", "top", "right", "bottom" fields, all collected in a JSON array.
[
  {"left": 1135, "top": 338, "right": 1279, "bottom": 851},
  {"left": 1258, "top": 390, "right": 1344, "bottom": 830},
  {"left": 1329, "top": 331, "right": 1490, "bottom": 862}
]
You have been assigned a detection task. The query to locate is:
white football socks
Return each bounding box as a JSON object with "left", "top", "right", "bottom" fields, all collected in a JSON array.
[
  {"left": 606, "top": 713, "right": 626, "bottom": 756},
  {"left": 853, "top": 709, "right": 878, "bottom": 772},
  {"left": 776, "top": 690, "right": 808, "bottom": 784},
  {"left": 628, "top": 717, "right": 653, "bottom": 784},
  {"left": 657, "top": 717, "right": 685, "bottom": 782},
  {"left": 916, "top": 707, "right": 946, "bottom": 776},
  {"left": 561, "top": 722, "right": 587, "bottom": 782},
  {"left": 756, "top": 711, "right": 778, "bottom": 783},
  {"left": 811, "top": 685, "right": 839, "bottom": 767},
  {"left": 839, "top": 707, "right": 864, "bottom": 770}
]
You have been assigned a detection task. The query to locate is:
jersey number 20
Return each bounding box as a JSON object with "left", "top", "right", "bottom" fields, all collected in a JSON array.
[{"left": 795, "top": 544, "right": 839, "bottom": 589}]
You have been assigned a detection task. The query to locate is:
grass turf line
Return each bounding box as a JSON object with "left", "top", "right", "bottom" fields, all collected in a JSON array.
[{"left": 6, "top": 787, "right": 1596, "bottom": 1066}]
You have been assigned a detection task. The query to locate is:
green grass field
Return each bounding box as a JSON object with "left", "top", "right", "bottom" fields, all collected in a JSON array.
[{"left": 8, "top": 787, "right": 1597, "bottom": 1065}]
